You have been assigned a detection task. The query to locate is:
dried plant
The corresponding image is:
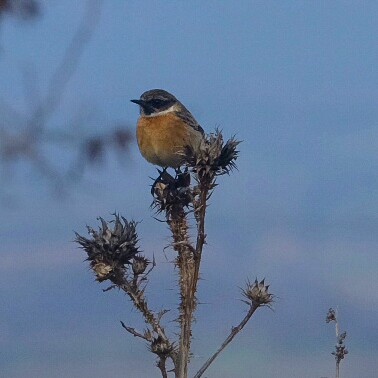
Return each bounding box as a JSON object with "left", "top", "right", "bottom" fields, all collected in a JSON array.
[
  {"left": 0, "top": 0, "right": 39, "bottom": 20},
  {"left": 326, "top": 308, "right": 349, "bottom": 378},
  {"left": 0, "top": 0, "right": 132, "bottom": 198},
  {"left": 75, "top": 130, "right": 273, "bottom": 377}
]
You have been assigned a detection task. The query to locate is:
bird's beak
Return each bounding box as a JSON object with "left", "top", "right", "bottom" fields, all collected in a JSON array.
[
  {"left": 130, "top": 99, "right": 145, "bottom": 106},
  {"left": 130, "top": 99, "right": 154, "bottom": 113}
]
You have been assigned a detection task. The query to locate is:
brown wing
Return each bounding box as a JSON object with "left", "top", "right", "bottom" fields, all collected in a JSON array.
[{"left": 175, "top": 103, "right": 205, "bottom": 135}]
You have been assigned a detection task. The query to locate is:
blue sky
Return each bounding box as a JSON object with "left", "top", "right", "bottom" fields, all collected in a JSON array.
[{"left": 0, "top": 1, "right": 377, "bottom": 377}]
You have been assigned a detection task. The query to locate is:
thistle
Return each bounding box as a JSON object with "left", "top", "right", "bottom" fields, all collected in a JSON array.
[
  {"left": 185, "top": 130, "right": 240, "bottom": 180},
  {"left": 150, "top": 336, "right": 174, "bottom": 357},
  {"left": 75, "top": 130, "right": 272, "bottom": 378},
  {"left": 242, "top": 278, "right": 274, "bottom": 308},
  {"left": 152, "top": 169, "right": 192, "bottom": 218},
  {"left": 75, "top": 214, "right": 140, "bottom": 283}
]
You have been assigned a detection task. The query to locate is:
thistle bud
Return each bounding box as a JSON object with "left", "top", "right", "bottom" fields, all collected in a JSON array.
[{"left": 132, "top": 255, "right": 149, "bottom": 276}]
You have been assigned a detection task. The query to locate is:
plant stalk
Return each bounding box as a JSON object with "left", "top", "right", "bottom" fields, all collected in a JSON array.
[
  {"left": 194, "top": 303, "right": 259, "bottom": 378},
  {"left": 169, "top": 210, "right": 194, "bottom": 378},
  {"left": 336, "top": 361, "right": 340, "bottom": 378}
]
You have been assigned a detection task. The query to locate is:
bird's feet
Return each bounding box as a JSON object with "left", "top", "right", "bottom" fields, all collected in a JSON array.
[{"left": 151, "top": 166, "right": 190, "bottom": 196}]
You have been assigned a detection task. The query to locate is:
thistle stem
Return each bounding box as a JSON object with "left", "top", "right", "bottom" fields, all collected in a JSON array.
[
  {"left": 119, "top": 281, "right": 169, "bottom": 344},
  {"left": 169, "top": 211, "right": 194, "bottom": 378},
  {"left": 192, "top": 185, "right": 209, "bottom": 292},
  {"left": 336, "top": 361, "right": 340, "bottom": 378},
  {"left": 194, "top": 303, "right": 259, "bottom": 378},
  {"left": 157, "top": 357, "right": 168, "bottom": 378},
  {"left": 177, "top": 184, "right": 209, "bottom": 378}
]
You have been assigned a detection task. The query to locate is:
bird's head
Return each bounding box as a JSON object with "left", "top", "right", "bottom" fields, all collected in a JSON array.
[{"left": 131, "top": 89, "right": 180, "bottom": 116}]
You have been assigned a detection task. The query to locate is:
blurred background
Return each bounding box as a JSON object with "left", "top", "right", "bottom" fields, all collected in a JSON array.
[{"left": 0, "top": 1, "right": 377, "bottom": 377}]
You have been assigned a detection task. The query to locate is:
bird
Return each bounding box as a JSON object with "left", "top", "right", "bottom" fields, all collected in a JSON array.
[{"left": 131, "top": 89, "right": 204, "bottom": 168}]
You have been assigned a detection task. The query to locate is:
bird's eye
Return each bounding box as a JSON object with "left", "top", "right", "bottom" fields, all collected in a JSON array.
[{"left": 151, "top": 99, "right": 165, "bottom": 107}]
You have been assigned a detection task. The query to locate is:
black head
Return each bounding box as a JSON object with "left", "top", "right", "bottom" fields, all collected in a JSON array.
[{"left": 131, "top": 89, "right": 179, "bottom": 116}]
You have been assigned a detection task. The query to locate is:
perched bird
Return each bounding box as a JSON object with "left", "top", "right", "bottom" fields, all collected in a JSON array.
[{"left": 131, "top": 89, "right": 204, "bottom": 168}]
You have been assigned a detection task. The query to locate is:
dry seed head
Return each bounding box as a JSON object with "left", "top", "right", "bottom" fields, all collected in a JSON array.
[
  {"left": 75, "top": 214, "right": 140, "bottom": 282},
  {"left": 185, "top": 130, "right": 240, "bottom": 179},
  {"left": 333, "top": 331, "right": 348, "bottom": 362},
  {"left": 149, "top": 336, "right": 173, "bottom": 357},
  {"left": 152, "top": 169, "right": 192, "bottom": 215},
  {"left": 326, "top": 308, "right": 336, "bottom": 323},
  {"left": 242, "top": 278, "right": 273, "bottom": 307},
  {"left": 332, "top": 345, "right": 349, "bottom": 362}
]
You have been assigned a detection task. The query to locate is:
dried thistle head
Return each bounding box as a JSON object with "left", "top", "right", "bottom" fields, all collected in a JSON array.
[
  {"left": 333, "top": 331, "right": 348, "bottom": 362},
  {"left": 149, "top": 336, "right": 173, "bottom": 357},
  {"left": 332, "top": 344, "right": 348, "bottom": 362},
  {"left": 326, "top": 308, "right": 337, "bottom": 323},
  {"left": 132, "top": 255, "right": 150, "bottom": 276},
  {"left": 75, "top": 214, "right": 140, "bottom": 282},
  {"left": 326, "top": 308, "right": 349, "bottom": 363},
  {"left": 185, "top": 130, "right": 240, "bottom": 181},
  {"left": 152, "top": 169, "right": 192, "bottom": 216},
  {"left": 242, "top": 278, "right": 273, "bottom": 307}
]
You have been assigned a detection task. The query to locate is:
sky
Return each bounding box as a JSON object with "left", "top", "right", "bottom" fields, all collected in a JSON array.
[{"left": 0, "top": 1, "right": 377, "bottom": 377}]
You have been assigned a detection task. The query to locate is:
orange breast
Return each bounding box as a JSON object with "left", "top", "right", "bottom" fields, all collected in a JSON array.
[{"left": 136, "top": 113, "right": 201, "bottom": 168}]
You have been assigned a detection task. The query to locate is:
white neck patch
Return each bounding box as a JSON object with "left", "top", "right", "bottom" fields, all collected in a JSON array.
[{"left": 144, "top": 104, "right": 179, "bottom": 117}]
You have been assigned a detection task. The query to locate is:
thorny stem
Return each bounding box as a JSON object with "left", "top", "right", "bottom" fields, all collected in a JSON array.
[
  {"left": 132, "top": 275, "right": 139, "bottom": 290},
  {"left": 174, "top": 180, "right": 210, "bottom": 378},
  {"left": 120, "top": 322, "right": 152, "bottom": 342},
  {"left": 119, "top": 281, "right": 169, "bottom": 345},
  {"left": 157, "top": 357, "right": 168, "bottom": 378},
  {"left": 192, "top": 184, "right": 209, "bottom": 293},
  {"left": 194, "top": 303, "right": 259, "bottom": 378},
  {"left": 180, "top": 184, "right": 209, "bottom": 378},
  {"left": 169, "top": 210, "right": 194, "bottom": 378},
  {"left": 170, "top": 181, "right": 210, "bottom": 378},
  {"left": 119, "top": 280, "right": 178, "bottom": 375}
]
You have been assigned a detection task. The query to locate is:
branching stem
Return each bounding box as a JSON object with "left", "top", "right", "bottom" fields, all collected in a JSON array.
[
  {"left": 170, "top": 182, "right": 210, "bottom": 378},
  {"left": 194, "top": 303, "right": 259, "bottom": 378},
  {"left": 120, "top": 321, "right": 152, "bottom": 341},
  {"left": 119, "top": 281, "right": 169, "bottom": 344}
]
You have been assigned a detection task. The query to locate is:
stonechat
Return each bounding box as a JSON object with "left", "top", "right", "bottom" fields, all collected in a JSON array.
[{"left": 131, "top": 89, "right": 204, "bottom": 168}]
